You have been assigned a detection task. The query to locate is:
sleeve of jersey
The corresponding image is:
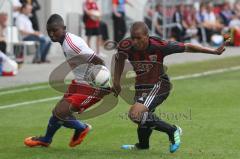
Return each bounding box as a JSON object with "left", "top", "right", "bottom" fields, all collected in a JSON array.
[
  {"left": 161, "top": 41, "right": 186, "bottom": 56},
  {"left": 117, "top": 39, "right": 132, "bottom": 59},
  {"left": 65, "top": 33, "right": 95, "bottom": 62}
]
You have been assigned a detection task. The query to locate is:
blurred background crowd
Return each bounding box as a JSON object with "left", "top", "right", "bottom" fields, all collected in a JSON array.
[
  {"left": 0, "top": 0, "right": 240, "bottom": 76},
  {"left": 144, "top": 0, "right": 240, "bottom": 46}
]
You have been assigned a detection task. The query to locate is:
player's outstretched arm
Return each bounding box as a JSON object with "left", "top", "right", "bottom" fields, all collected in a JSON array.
[
  {"left": 112, "top": 52, "right": 127, "bottom": 96},
  {"left": 185, "top": 39, "right": 230, "bottom": 55},
  {"left": 90, "top": 55, "right": 105, "bottom": 65}
]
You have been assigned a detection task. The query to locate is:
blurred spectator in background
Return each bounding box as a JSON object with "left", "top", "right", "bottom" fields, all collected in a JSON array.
[
  {"left": 0, "top": 13, "right": 7, "bottom": 54},
  {"left": 196, "top": 2, "right": 207, "bottom": 25},
  {"left": 13, "top": 0, "right": 22, "bottom": 24},
  {"left": 219, "top": 2, "right": 234, "bottom": 26},
  {"left": 195, "top": 2, "right": 207, "bottom": 43},
  {"left": 183, "top": 5, "right": 196, "bottom": 28},
  {"left": 20, "top": 0, "right": 41, "bottom": 31},
  {"left": 201, "top": 2, "right": 223, "bottom": 43},
  {"left": 153, "top": 3, "right": 163, "bottom": 37},
  {"left": 83, "top": 0, "right": 101, "bottom": 55},
  {"left": 234, "top": 0, "right": 240, "bottom": 17},
  {"left": 172, "top": 4, "right": 186, "bottom": 41},
  {"left": 228, "top": 13, "right": 240, "bottom": 46},
  {"left": 16, "top": 3, "right": 51, "bottom": 63},
  {"left": 112, "top": 0, "right": 133, "bottom": 42},
  {"left": 143, "top": 0, "right": 155, "bottom": 30},
  {"left": 229, "top": 13, "right": 240, "bottom": 28},
  {"left": 183, "top": 5, "right": 199, "bottom": 44},
  {"left": 99, "top": 21, "right": 109, "bottom": 44}
]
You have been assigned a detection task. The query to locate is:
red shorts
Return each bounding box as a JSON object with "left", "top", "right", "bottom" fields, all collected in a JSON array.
[{"left": 64, "top": 80, "right": 111, "bottom": 112}]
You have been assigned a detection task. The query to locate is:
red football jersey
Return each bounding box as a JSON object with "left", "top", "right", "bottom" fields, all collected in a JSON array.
[{"left": 117, "top": 37, "right": 185, "bottom": 86}]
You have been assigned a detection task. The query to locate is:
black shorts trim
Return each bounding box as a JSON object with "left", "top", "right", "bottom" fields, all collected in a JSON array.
[{"left": 135, "top": 79, "right": 171, "bottom": 111}]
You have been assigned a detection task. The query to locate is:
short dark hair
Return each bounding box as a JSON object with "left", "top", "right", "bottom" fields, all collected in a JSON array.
[
  {"left": 47, "top": 14, "right": 64, "bottom": 25},
  {"left": 130, "top": 21, "right": 149, "bottom": 36},
  {"left": 20, "top": 3, "right": 29, "bottom": 11}
]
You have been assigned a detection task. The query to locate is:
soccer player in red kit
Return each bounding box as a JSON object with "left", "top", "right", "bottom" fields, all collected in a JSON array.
[
  {"left": 112, "top": 22, "right": 228, "bottom": 153},
  {"left": 24, "top": 14, "right": 110, "bottom": 148}
]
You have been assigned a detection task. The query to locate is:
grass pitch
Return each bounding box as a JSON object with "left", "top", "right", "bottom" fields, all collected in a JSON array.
[{"left": 0, "top": 56, "right": 240, "bottom": 159}]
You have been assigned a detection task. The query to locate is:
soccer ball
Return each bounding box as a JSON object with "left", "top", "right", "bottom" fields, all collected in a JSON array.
[{"left": 87, "top": 65, "right": 111, "bottom": 88}]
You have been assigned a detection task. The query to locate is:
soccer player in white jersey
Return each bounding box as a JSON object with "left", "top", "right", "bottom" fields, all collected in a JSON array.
[{"left": 24, "top": 14, "right": 110, "bottom": 147}]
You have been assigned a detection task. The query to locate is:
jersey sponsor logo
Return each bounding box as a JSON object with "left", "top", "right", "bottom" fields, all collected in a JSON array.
[
  {"left": 149, "top": 55, "right": 157, "bottom": 62},
  {"left": 132, "top": 63, "right": 153, "bottom": 72}
]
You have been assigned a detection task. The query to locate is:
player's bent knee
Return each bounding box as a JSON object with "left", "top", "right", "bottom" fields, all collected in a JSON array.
[
  {"left": 52, "top": 98, "right": 75, "bottom": 121},
  {"left": 128, "top": 111, "right": 141, "bottom": 124},
  {"left": 128, "top": 103, "right": 149, "bottom": 124},
  {"left": 128, "top": 111, "right": 149, "bottom": 125}
]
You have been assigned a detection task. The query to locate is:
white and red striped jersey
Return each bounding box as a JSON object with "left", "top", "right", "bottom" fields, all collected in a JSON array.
[{"left": 62, "top": 32, "right": 95, "bottom": 84}]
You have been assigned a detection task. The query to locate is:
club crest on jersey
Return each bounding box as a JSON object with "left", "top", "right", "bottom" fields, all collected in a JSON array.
[
  {"left": 149, "top": 55, "right": 157, "bottom": 62},
  {"left": 118, "top": 39, "right": 132, "bottom": 50}
]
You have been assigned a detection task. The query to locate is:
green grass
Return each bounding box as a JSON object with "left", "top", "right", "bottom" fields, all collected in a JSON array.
[
  {"left": 167, "top": 55, "right": 240, "bottom": 76},
  {"left": 0, "top": 57, "right": 240, "bottom": 159}
]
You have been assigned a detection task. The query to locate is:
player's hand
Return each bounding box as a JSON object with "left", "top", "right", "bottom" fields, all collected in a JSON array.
[
  {"left": 112, "top": 83, "right": 121, "bottom": 97},
  {"left": 214, "top": 38, "right": 230, "bottom": 55}
]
